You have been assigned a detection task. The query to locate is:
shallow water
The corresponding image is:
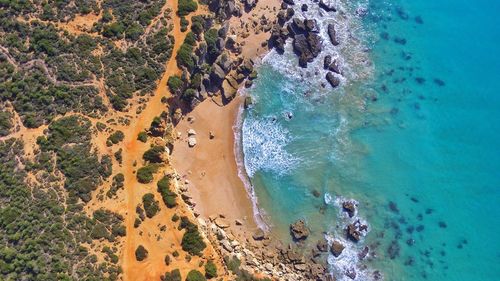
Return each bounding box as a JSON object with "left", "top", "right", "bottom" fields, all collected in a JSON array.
[{"left": 240, "top": 0, "right": 500, "bottom": 280}]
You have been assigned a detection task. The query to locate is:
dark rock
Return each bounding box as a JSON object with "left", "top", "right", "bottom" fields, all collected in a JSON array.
[
  {"left": 324, "top": 55, "right": 332, "bottom": 69},
  {"left": 210, "top": 63, "right": 226, "bottom": 82},
  {"left": 304, "top": 19, "right": 320, "bottom": 33},
  {"left": 331, "top": 240, "right": 345, "bottom": 257},
  {"left": 326, "top": 72, "right": 340, "bottom": 88},
  {"left": 345, "top": 268, "right": 356, "bottom": 279},
  {"left": 358, "top": 246, "right": 369, "bottom": 260},
  {"left": 319, "top": 0, "right": 336, "bottom": 12},
  {"left": 290, "top": 220, "right": 310, "bottom": 240},
  {"left": 293, "top": 33, "right": 322, "bottom": 67},
  {"left": 342, "top": 201, "right": 356, "bottom": 218},
  {"left": 301, "top": 4, "right": 308, "bottom": 11},
  {"left": 312, "top": 189, "right": 321, "bottom": 197},
  {"left": 283, "top": 0, "right": 294, "bottom": 5},
  {"left": 328, "top": 60, "right": 341, "bottom": 74},
  {"left": 317, "top": 238, "right": 329, "bottom": 252},
  {"left": 406, "top": 238, "right": 415, "bottom": 246},
  {"left": 327, "top": 24, "right": 340, "bottom": 46},
  {"left": 347, "top": 223, "right": 361, "bottom": 242},
  {"left": 291, "top": 18, "right": 306, "bottom": 33},
  {"left": 244, "top": 96, "right": 253, "bottom": 109}
]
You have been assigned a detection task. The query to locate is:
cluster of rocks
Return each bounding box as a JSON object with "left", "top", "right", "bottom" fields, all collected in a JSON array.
[
  {"left": 269, "top": 1, "right": 343, "bottom": 88},
  {"left": 199, "top": 217, "right": 334, "bottom": 281}
]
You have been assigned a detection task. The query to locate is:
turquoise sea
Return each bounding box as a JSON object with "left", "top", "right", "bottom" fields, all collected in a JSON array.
[{"left": 239, "top": 0, "right": 500, "bottom": 280}]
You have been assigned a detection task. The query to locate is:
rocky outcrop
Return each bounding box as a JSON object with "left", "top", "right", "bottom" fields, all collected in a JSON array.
[
  {"left": 346, "top": 220, "right": 368, "bottom": 242},
  {"left": 293, "top": 33, "right": 322, "bottom": 68},
  {"left": 290, "top": 220, "right": 310, "bottom": 240},
  {"left": 327, "top": 23, "right": 339, "bottom": 46}
]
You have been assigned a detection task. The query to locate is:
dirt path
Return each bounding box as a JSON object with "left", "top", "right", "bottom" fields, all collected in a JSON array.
[{"left": 120, "top": 1, "right": 207, "bottom": 280}]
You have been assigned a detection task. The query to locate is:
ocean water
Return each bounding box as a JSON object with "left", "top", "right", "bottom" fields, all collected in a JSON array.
[{"left": 239, "top": 0, "right": 500, "bottom": 280}]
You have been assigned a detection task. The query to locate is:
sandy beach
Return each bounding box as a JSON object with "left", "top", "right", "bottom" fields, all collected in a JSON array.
[{"left": 172, "top": 96, "right": 257, "bottom": 231}]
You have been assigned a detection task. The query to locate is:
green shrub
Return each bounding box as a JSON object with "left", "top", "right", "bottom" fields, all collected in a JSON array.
[
  {"left": 142, "top": 193, "right": 160, "bottom": 218},
  {"left": 185, "top": 31, "right": 197, "bottom": 45},
  {"left": 107, "top": 130, "right": 124, "bottom": 146},
  {"left": 136, "top": 164, "right": 160, "bottom": 183},
  {"left": 135, "top": 245, "right": 148, "bottom": 261},
  {"left": 168, "top": 75, "right": 184, "bottom": 94},
  {"left": 158, "top": 176, "right": 177, "bottom": 208},
  {"left": 143, "top": 145, "right": 165, "bottom": 163},
  {"left": 182, "top": 88, "right": 198, "bottom": 101},
  {"left": 137, "top": 131, "right": 148, "bottom": 142},
  {"left": 172, "top": 213, "right": 180, "bottom": 222},
  {"left": 180, "top": 216, "right": 206, "bottom": 255},
  {"left": 204, "top": 28, "right": 220, "bottom": 63},
  {"left": 180, "top": 17, "right": 189, "bottom": 32},
  {"left": 0, "top": 111, "right": 13, "bottom": 137},
  {"left": 176, "top": 42, "right": 195, "bottom": 71},
  {"left": 178, "top": 0, "right": 198, "bottom": 16},
  {"left": 186, "top": 270, "right": 206, "bottom": 281},
  {"left": 162, "top": 269, "right": 181, "bottom": 281},
  {"left": 191, "top": 15, "right": 205, "bottom": 35},
  {"left": 205, "top": 260, "right": 217, "bottom": 279}
]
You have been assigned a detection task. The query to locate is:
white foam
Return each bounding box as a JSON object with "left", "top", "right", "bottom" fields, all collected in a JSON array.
[{"left": 241, "top": 113, "right": 299, "bottom": 177}]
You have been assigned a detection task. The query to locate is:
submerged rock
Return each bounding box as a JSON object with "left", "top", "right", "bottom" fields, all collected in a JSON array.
[
  {"left": 317, "top": 238, "right": 329, "bottom": 252},
  {"left": 290, "top": 220, "right": 310, "bottom": 240}
]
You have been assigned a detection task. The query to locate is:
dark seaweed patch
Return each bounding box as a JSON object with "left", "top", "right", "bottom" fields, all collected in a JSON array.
[
  {"left": 415, "top": 16, "right": 424, "bottom": 24},
  {"left": 415, "top": 77, "right": 426, "bottom": 84},
  {"left": 433, "top": 78, "right": 446, "bottom": 86},
  {"left": 438, "top": 221, "right": 447, "bottom": 228},
  {"left": 416, "top": 225, "right": 425, "bottom": 232},
  {"left": 394, "top": 37, "right": 407, "bottom": 45}
]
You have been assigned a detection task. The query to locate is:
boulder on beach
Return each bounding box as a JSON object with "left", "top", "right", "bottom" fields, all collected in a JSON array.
[
  {"left": 290, "top": 219, "right": 310, "bottom": 240},
  {"left": 188, "top": 137, "right": 197, "bottom": 147},
  {"left": 331, "top": 240, "right": 345, "bottom": 257}
]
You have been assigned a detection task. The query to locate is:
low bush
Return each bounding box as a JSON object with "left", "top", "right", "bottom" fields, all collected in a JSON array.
[
  {"left": 178, "top": 0, "right": 198, "bottom": 17},
  {"left": 205, "top": 260, "right": 217, "bottom": 279},
  {"left": 180, "top": 216, "right": 206, "bottom": 255},
  {"left": 135, "top": 245, "right": 148, "bottom": 261},
  {"left": 168, "top": 75, "right": 184, "bottom": 94},
  {"left": 143, "top": 145, "right": 165, "bottom": 163},
  {"left": 186, "top": 270, "right": 206, "bottom": 281},
  {"left": 157, "top": 176, "right": 177, "bottom": 208},
  {"left": 107, "top": 130, "right": 124, "bottom": 146},
  {"left": 162, "top": 269, "right": 181, "bottom": 281},
  {"left": 142, "top": 193, "right": 160, "bottom": 218},
  {"left": 137, "top": 131, "right": 148, "bottom": 142},
  {"left": 137, "top": 164, "right": 160, "bottom": 183}
]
